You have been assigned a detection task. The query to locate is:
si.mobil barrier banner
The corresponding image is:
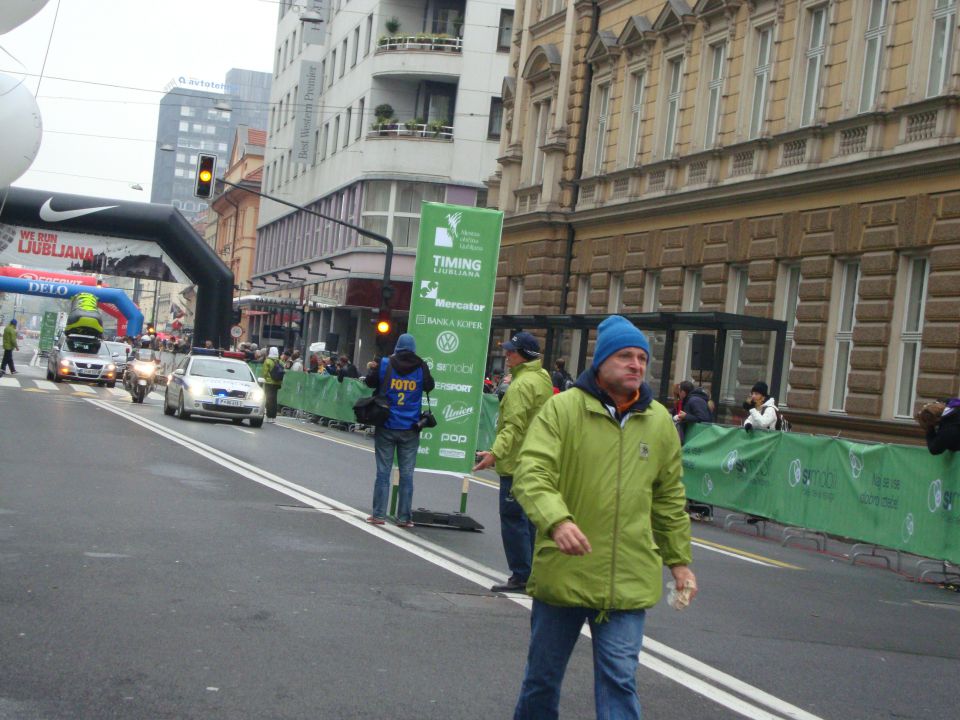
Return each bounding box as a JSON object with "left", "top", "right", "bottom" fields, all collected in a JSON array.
[
  {"left": 682, "top": 424, "right": 960, "bottom": 563},
  {"left": 407, "top": 202, "right": 503, "bottom": 475}
]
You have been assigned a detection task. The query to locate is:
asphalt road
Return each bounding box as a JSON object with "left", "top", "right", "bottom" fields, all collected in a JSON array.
[{"left": 1, "top": 344, "right": 958, "bottom": 719}]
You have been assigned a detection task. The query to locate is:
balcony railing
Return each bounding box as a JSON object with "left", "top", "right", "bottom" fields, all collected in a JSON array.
[
  {"left": 367, "top": 122, "right": 454, "bottom": 140},
  {"left": 375, "top": 34, "right": 463, "bottom": 53}
]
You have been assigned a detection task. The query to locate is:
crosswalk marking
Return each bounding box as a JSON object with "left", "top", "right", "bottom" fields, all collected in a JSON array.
[
  {"left": 0, "top": 377, "right": 166, "bottom": 404},
  {"left": 108, "top": 387, "right": 128, "bottom": 396},
  {"left": 0, "top": 377, "right": 20, "bottom": 387},
  {"left": 70, "top": 384, "right": 97, "bottom": 394},
  {"left": 34, "top": 380, "right": 59, "bottom": 391}
]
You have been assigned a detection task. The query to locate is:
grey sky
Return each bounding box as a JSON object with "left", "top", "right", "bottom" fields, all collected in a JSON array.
[{"left": 1, "top": 0, "right": 278, "bottom": 202}]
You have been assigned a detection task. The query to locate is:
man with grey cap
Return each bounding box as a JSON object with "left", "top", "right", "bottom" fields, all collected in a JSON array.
[
  {"left": 364, "top": 333, "right": 434, "bottom": 527},
  {"left": 510, "top": 315, "right": 696, "bottom": 719},
  {"left": 474, "top": 331, "right": 553, "bottom": 593}
]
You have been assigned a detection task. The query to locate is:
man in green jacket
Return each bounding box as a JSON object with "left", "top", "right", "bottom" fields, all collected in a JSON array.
[
  {"left": 1, "top": 319, "right": 20, "bottom": 376},
  {"left": 474, "top": 331, "right": 553, "bottom": 593},
  {"left": 261, "top": 346, "right": 283, "bottom": 423},
  {"left": 511, "top": 315, "right": 697, "bottom": 720}
]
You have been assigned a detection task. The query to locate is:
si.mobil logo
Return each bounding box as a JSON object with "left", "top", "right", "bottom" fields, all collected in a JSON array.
[
  {"left": 901, "top": 513, "right": 914, "bottom": 544},
  {"left": 788, "top": 459, "right": 803, "bottom": 487},
  {"left": 722, "top": 450, "right": 739, "bottom": 474},
  {"left": 849, "top": 448, "right": 864, "bottom": 480},
  {"left": 701, "top": 473, "right": 714, "bottom": 497}
]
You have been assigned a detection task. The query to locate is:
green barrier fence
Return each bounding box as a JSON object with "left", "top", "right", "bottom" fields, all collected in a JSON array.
[
  {"left": 250, "top": 367, "right": 501, "bottom": 455},
  {"left": 682, "top": 424, "right": 960, "bottom": 564}
]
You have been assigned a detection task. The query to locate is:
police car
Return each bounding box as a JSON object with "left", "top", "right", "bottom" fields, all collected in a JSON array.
[{"left": 163, "top": 348, "right": 265, "bottom": 427}]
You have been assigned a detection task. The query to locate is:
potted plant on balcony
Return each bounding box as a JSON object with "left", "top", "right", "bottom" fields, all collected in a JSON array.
[
  {"left": 385, "top": 16, "right": 400, "bottom": 34},
  {"left": 427, "top": 119, "right": 446, "bottom": 138},
  {"left": 403, "top": 118, "right": 420, "bottom": 135},
  {"left": 372, "top": 104, "right": 395, "bottom": 135}
]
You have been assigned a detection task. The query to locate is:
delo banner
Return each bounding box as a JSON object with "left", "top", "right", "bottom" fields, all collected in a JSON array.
[
  {"left": 0, "top": 223, "right": 189, "bottom": 284},
  {"left": 408, "top": 203, "right": 503, "bottom": 475},
  {"left": 682, "top": 424, "right": 960, "bottom": 563}
]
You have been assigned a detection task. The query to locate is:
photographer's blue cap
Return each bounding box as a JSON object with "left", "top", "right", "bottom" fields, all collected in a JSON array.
[{"left": 502, "top": 331, "right": 541, "bottom": 359}]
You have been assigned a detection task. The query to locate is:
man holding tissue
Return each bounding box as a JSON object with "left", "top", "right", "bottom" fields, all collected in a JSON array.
[{"left": 510, "top": 315, "right": 697, "bottom": 720}]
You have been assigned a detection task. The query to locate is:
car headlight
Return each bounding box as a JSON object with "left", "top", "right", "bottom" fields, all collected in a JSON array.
[
  {"left": 106, "top": 363, "right": 116, "bottom": 371},
  {"left": 250, "top": 386, "right": 265, "bottom": 403}
]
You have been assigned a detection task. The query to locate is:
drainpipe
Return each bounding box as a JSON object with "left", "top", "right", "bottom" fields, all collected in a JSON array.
[{"left": 557, "top": 0, "right": 600, "bottom": 362}]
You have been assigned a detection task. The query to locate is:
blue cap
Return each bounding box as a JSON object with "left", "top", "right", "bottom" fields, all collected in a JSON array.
[
  {"left": 9, "top": 319, "right": 16, "bottom": 326},
  {"left": 395, "top": 333, "right": 416, "bottom": 353},
  {"left": 502, "top": 331, "right": 540, "bottom": 359},
  {"left": 592, "top": 316, "right": 650, "bottom": 369}
]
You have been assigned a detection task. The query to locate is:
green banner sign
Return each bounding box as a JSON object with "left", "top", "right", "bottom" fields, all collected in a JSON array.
[
  {"left": 39, "top": 311, "right": 58, "bottom": 352},
  {"left": 682, "top": 424, "right": 960, "bottom": 563},
  {"left": 408, "top": 202, "right": 503, "bottom": 475}
]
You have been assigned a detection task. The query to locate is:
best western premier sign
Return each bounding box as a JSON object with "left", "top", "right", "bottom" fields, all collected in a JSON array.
[{"left": 408, "top": 203, "right": 503, "bottom": 475}]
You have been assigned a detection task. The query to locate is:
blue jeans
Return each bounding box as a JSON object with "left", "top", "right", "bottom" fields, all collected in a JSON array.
[
  {"left": 514, "top": 600, "right": 646, "bottom": 720},
  {"left": 372, "top": 426, "right": 420, "bottom": 522},
  {"left": 500, "top": 475, "right": 535, "bottom": 581}
]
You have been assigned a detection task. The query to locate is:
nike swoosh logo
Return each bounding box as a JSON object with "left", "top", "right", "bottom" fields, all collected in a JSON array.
[{"left": 39, "top": 198, "right": 119, "bottom": 223}]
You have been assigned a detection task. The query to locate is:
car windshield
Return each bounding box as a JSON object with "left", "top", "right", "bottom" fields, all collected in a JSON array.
[
  {"left": 189, "top": 359, "right": 254, "bottom": 381},
  {"left": 64, "top": 336, "right": 104, "bottom": 355},
  {"left": 105, "top": 342, "right": 129, "bottom": 357}
]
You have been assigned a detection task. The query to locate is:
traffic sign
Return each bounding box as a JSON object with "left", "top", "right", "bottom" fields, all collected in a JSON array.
[{"left": 230, "top": 325, "right": 244, "bottom": 338}]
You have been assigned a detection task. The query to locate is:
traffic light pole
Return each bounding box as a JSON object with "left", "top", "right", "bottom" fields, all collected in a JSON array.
[{"left": 215, "top": 178, "right": 394, "bottom": 304}]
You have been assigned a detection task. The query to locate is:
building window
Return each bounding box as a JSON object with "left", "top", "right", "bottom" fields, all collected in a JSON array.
[
  {"left": 179, "top": 121, "right": 189, "bottom": 132},
  {"left": 344, "top": 107, "right": 352, "bottom": 147},
  {"left": 801, "top": 6, "right": 827, "bottom": 127},
  {"left": 356, "top": 97, "right": 365, "bottom": 140},
  {"left": 530, "top": 99, "right": 551, "bottom": 184},
  {"left": 830, "top": 262, "right": 860, "bottom": 412},
  {"left": 643, "top": 270, "right": 660, "bottom": 311},
  {"left": 332, "top": 115, "right": 340, "bottom": 154},
  {"left": 928, "top": 0, "right": 957, "bottom": 97},
  {"left": 750, "top": 25, "right": 773, "bottom": 138},
  {"left": 680, "top": 269, "right": 703, "bottom": 377},
  {"left": 895, "top": 257, "right": 929, "bottom": 418},
  {"left": 507, "top": 277, "right": 525, "bottom": 314},
  {"left": 778, "top": 264, "right": 802, "bottom": 405},
  {"left": 365, "top": 14, "right": 374, "bottom": 56},
  {"left": 497, "top": 10, "right": 513, "bottom": 52},
  {"left": 360, "top": 181, "right": 445, "bottom": 248},
  {"left": 488, "top": 97, "right": 503, "bottom": 139},
  {"left": 607, "top": 274, "right": 623, "bottom": 314},
  {"left": 352, "top": 26, "right": 360, "bottom": 66},
  {"left": 721, "top": 267, "right": 749, "bottom": 402},
  {"left": 320, "top": 122, "right": 329, "bottom": 159},
  {"left": 704, "top": 42, "right": 726, "bottom": 147},
  {"left": 663, "top": 57, "right": 683, "bottom": 156},
  {"left": 329, "top": 50, "right": 336, "bottom": 87},
  {"left": 319, "top": 60, "right": 326, "bottom": 95},
  {"left": 860, "top": 1, "right": 889, "bottom": 112},
  {"left": 593, "top": 83, "right": 611, "bottom": 175},
  {"left": 627, "top": 71, "right": 646, "bottom": 165},
  {"left": 340, "top": 38, "right": 347, "bottom": 76}
]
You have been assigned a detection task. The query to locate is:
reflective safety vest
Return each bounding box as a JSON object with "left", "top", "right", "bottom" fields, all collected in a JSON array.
[{"left": 379, "top": 356, "right": 424, "bottom": 430}]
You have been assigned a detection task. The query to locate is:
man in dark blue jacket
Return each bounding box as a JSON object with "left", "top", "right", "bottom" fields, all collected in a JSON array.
[
  {"left": 673, "top": 380, "right": 713, "bottom": 444},
  {"left": 363, "top": 334, "right": 435, "bottom": 527}
]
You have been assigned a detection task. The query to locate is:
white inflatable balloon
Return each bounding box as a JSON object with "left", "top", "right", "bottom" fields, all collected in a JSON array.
[
  {"left": 0, "top": 0, "right": 50, "bottom": 35},
  {"left": 0, "top": 73, "right": 43, "bottom": 188}
]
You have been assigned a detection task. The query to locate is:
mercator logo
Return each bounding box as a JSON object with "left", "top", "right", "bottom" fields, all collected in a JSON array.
[{"left": 788, "top": 459, "right": 803, "bottom": 487}]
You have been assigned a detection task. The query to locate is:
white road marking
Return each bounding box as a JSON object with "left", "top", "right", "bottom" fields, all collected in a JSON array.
[
  {"left": 89, "top": 399, "right": 826, "bottom": 720},
  {"left": 0, "top": 377, "right": 20, "bottom": 387},
  {"left": 34, "top": 380, "right": 59, "bottom": 391},
  {"left": 691, "top": 541, "right": 780, "bottom": 568},
  {"left": 108, "top": 387, "right": 128, "bottom": 397},
  {"left": 69, "top": 384, "right": 97, "bottom": 394}
]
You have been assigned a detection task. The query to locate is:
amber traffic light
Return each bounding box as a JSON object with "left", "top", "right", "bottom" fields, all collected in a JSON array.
[{"left": 194, "top": 153, "right": 217, "bottom": 198}]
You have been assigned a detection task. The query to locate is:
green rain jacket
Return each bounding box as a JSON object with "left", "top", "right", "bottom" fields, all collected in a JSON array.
[
  {"left": 262, "top": 357, "right": 283, "bottom": 386},
  {"left": 490, "top": 359, "right": 554, "bottom": 476},
  {"left": 513, "top": 370, "right": 692, "bottom": 612},
  {"left": 3, "top": 324, "right": 18, "bottom": 351}
]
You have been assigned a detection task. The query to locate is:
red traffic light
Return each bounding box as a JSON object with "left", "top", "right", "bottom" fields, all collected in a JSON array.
[{"left": 194, "top": 153, "right": 217, "bottom": 198}]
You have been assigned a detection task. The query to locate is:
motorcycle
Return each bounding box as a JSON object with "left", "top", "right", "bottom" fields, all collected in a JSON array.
[{"left": 123, "top": 357, "right": 158, "bottom": 403}]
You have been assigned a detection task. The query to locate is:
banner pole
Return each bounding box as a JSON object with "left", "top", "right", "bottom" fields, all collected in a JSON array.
[{"left": 459, "top": 475, "right": 470, "bottom": 514}]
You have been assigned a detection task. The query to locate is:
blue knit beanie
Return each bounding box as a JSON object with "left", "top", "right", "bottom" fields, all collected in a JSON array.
[
  {"left": 395, "top": 333, "right": 416, "bottom": 353},
  {"left": 592, "top": 316, "right": 651, "bottom": 370}
]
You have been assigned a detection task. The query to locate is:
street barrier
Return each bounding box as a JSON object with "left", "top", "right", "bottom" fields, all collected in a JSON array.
[
  {"left": 248, "top": 367, "right": 501, "bottom": 452},
  {"left": 682, "top": 424, "right": 960, "bottom": 564}
]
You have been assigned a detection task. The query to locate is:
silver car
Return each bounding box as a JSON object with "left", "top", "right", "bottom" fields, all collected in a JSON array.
[
  {"left": 103, "top": 341, "right": 132, "bottom": 377},
  {"left": 163, "top": 354, "right": 265, "bottom": 427},
  {"left": 46, "top": 334, "right": 118, "bottom": 387}
]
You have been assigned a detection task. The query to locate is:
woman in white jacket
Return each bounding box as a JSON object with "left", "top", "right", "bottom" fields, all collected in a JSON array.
[{"left": 742, "top": 381, "right": 779, "bottom": 431}]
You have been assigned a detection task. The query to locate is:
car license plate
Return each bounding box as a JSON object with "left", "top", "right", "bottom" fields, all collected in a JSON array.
[
  {"left": 79, "top": 369, "right": 99, "bottom": 376},
  {"left": 216, "top": 398, "right": 242, "bottom": 407}
]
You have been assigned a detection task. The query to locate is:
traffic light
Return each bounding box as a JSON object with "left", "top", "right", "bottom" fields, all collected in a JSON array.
[
  {"left": 194, "top": 153, "right": 217, "bottom": 198},
  {"left": 146, "top": 323, "right": 156, "bottom": 335},
  {"left": 375, "top": 306, "right": 392, "bottom": 335}
]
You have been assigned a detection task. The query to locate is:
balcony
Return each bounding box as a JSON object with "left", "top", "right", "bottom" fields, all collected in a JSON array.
[
  {"left": 367, "top": 120, "right": 454, "bottom": 141},
  {"left": 376, "top": 34, "right": 463, "bottom": 53}
]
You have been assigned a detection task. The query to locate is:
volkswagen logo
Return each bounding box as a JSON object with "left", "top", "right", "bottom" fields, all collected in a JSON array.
[{"left": 436, "top": 331, "right": 459, "bottom": 354}]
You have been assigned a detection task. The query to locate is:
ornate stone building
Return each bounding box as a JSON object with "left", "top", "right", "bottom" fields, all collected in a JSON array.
[{"left": 487, "top": 0, "right": 960, "bottom": 440}]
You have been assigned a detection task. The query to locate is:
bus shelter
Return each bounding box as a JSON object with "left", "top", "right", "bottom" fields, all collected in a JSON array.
[{"left": 491, "top": 312, "right": 788, "bottom": 406}]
